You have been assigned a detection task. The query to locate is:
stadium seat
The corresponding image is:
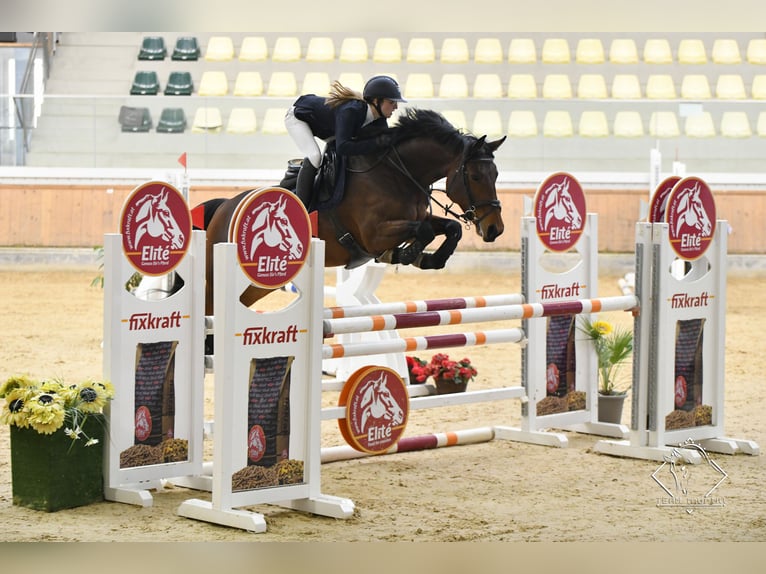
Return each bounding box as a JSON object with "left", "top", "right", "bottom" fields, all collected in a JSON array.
[
  {"left": 611, "top": 74, "right": 642, "bottom": 99},
  {"left": 575, "top": 38, "right": 605, "bottom": 64},
  {"left": 272, "top": 36, "right": 301, "bottom": 62},
  {"left": 129, "top": 71, "right": 160, "bottom": 95},
  {"left": 711, "top": 39, "right": 741, "bottom": 64},
  {"left": 164, "top": 71, "right": 193, "bottom": 96},
  {"left": 373, "top": 37, "right": 402, "bottom": 63},
  {"left": 191, "top": 107, "right": 223, "bottom": 133},
  {"left": 441, "top": 110, "right": 468, "bottom": 131},
  {"left": 609, "top": 38, "right": 639, "bottom": 64},
  {"left": 339, "top": 37, "right": 368, "bottom": 62},
  {"left": 649, "top": 111, "right": 680, "bottom": 137},
  {"left": 226, "top": 108, "right": 257, "bottom": 134},
  {"left": 507, "top": 74, "right": 537, "bottom": 99},
  {"left": 507, "top": 110, "right": 538, "bottom": 137},
  {"left": 305, "top": 37, "right": 335, "bottom": 62},
  {"left": 198, "top": 71, "right": 228, "bottom": 96},
  {"left": 172, "top": 36, "right": 200, "bottom": 61},
  {"left": 239, "top": 36, "right": 268, "bottom": 61},
  {"left": 578, "top": 110, "right": 609, "bottom": 137},
  {"left": 715, "top": 74, "right": 746, "bottom": 99},
  {"left": 301, "top": 72, "right": 331, "bottom": 96},
  {"left": 678, "top": 39, "right": 707, "bottom": 64},
  {"left": 746, "top": 38, "right": 766, "bottom": 64},
  {"left": 751, "top": 75, "right": 766, "bottom": 98},
  {"left": 680, "top": 74, "right": 711, "bottom": 99},
  {"left": 507, "top": 38, "right": 536, "bottom": 64},
  {"left": 643, "top": 38, "right": 673, "bottom": 64},
  {"left": 233, "top": 71, "right": 264, "bottom": 97},
  {"left": 404, "top": 73, "right": 434, "bottom": 98},
  {"left": 646, "top": 74, "right": 677, "bottom": 99},
  {"left": 577, "top": 74, "right": 608, "bottom": 98},
  {"left": 474, "top": 38, "right": 503, "bottom": 63},
  {"left": 542, "top": 74, "right": 572, "bottom": 99},
  {"left": 543, "top": 110, "right": 574, "bottom": 137},
  {"left": 138, "top": 36, "right": 166, "bottom": 60},
  {"left": 720, "top": 111, "right": 752, "bottom": 138},
  {"left": 472, "top": 74, "right": 503, "bottom": 98},
  {"left": 407, "top": 38, "right": 436, "bottom": 63},
  {"left": 438, "top": 73, "right": 469, "bottom": 98},
  {"left": 204, "top": 36, "right": 234, "bottom": 61},
  {"left": 757, "top": 111, "right": 766, "bottom": 136},
  {"left": 267, "top": 72, "right": 298, "bottom": 97},
  {"left": 613, "top": 111, "right": 644, "bottom": 137},
  {"left": 338, "top": 72, "right": 365, "bottom": 92},
  {"left": 156, "top": 108, "right": 187, "bottom": 133},
  {"left": 471, "top": 109, "right": 504, "bottom": 138},
  {"left": 684, "top": 112, "right": 716, "bottom": 137},
  {"left": 261, "top": 107, "right": 288, "bottom": 135},
  {"left": 119, "top": 106, "right": 152, "bottom": 132},
  {"left": 541, "top": 38, "right": 570, "bottom": 63},
  {"left": 440, "top": 37, "right": 470, "bottom": 63}
]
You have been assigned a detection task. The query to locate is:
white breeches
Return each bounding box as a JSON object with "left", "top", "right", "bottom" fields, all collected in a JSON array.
[{"left": 285, "top": 106, "right": 323, "bottom": 168}]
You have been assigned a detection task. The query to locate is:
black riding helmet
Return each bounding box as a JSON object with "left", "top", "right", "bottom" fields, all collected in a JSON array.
[{"left": 363, "top": 75, "right": 407, "bottom": 116}]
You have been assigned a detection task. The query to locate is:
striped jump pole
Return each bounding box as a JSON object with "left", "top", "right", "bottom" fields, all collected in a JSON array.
[
  {"left": 323, "top": 293, "right": 525, "bottom": 319},
  {"left": 323, "top": 295, "right": 639, "bottom": 338}
]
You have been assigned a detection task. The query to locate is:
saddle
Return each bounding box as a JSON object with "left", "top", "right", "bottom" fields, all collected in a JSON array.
[{"left": 278, "top": 146, "right": 342, "bottom": 212}]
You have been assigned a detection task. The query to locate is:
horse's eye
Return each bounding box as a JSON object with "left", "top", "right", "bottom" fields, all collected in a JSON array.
[{"left": 471, "top": 174, "right": 481, "bottom": 182}]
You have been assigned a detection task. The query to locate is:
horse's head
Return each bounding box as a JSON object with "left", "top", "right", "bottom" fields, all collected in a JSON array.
[
  {"left": 543, "top": 178, "right": 582, "bottom": 230},
  {"left": 135, "top": 188, "right": 185, "bottom": 249},
  {"left": 359, "top": 374, "right": 404, "bottom": 429},
  {"left": 248, "top": 196, "right": 304, "bottom": 260},
  {"left": 675, "top": 183, "right": 712, "bottom": 236}
]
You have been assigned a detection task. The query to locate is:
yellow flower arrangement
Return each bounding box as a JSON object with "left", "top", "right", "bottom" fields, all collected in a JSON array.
[{"left": 579, "top": 317, "right": 633, "bottom": 395}]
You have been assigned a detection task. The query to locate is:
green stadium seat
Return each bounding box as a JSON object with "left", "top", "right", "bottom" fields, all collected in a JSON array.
[
  {"left": 130, "top": 71, "right": 160, "bottom": 95},
  {"left": 138, "top": 36, "right": 166, "bottom": 60},
  {"left": 156, "top": 108, "right": 187, "bottom": 133},
  {"left": 172, "top": 36, "right": 200, "bottom": 61},
  {"left": 164, "top": 71, "right": 193, "bottom": 95},
  {"left": 119, "top": 106, "right": 152, "bottom": 132}
]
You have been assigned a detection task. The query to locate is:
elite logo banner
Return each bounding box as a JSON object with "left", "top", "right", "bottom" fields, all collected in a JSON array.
[
  {"left": 665, "top": 177, "right": 716, "bottom": 261},
  {"left": 534, "top": 172, "right": 586, "bottom": 253}
]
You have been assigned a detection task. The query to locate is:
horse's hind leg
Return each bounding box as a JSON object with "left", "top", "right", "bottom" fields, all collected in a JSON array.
[{"left": 415, "top": 218, "right": 462, "bottom": 270}]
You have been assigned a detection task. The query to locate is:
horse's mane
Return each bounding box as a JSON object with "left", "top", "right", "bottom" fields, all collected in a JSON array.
[{"left": 391, "top": 108, "right": 468, "bottom": 155}]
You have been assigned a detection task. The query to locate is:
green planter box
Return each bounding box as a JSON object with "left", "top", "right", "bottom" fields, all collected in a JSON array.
[{"left": 10, "top": 414, "right": 105, "bottom": 512}]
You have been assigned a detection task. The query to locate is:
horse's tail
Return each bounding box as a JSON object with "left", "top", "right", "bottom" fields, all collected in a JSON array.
[{"left": 191, "top": 198, "right": 228, "bottom": 230}]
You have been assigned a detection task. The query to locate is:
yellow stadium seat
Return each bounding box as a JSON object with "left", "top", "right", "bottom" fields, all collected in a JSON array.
[
  {"left": 373, "top": 37, "right": 402, "bottom": 63},
  {"left": 226, "top": 108, "right": 257, "bottom": 134},
  {"left": 643, "top": 38, "right": 673, "bottom": 64},
  {"left": 646, "top": 74, "right": 677, "bottom": 99},
  {"left": 339, "top": 37, "right": 368, "bottom": 62},
  {"left": 507, "top": 74, "right": 537, "bottom": 99},
  {"left": 471, "top": 109, "right": 504, "bottom": 138},
  {"left": 441, "top": 110, "right": 468, "bottom": 131},
  {"left": 233, "top": 71, "right": 263, "bottom": 97},
  {"left": 609, "top": 38, "right": 639, "bottom": 64},
  {"left": 711, "top": 38, "right": 741, "bottom": 64},
  {"left": 541, "top": 38, "right": 570, "bottom": 63},
  {"left": 678, "top": 39, "right": 707, "bottom": 64},
  {"left": 302, "top": 72, "right": 331, "bottom": 96},
  {"left": 680, "top": 74, "right": 711, "bottom": 99},
  {"left": 715, "top": 74, "right": 746, "bottom": 99},
  {"left": 542, "top": 74, "right": 572, "bottom": 99},
  {"left": 272, "top": 36, "right": 301, "bottom": 62},
  {"left": 613, "top": 111, "right": 644, "bottom": 137},
  {"left": 440, "top": 37, "right": 470, "bottom": 64},
  {"left": 261, "top": 107, "right": 288, "bottom": 135},
  {"left": 204, "top": 36, "right": 234, "bottom": 61},
  {"left": 575, "top": 38, "right": 605, "bottom": 64},
  {"left": 649, "top": 111, "right": 680, "bottom": 137},
  {"left": 720, "top": 111, "right": 752, "bottom": 138},
  {"left": 438, "top": 73, "right": 469, "bottom": 98},
  {"left": 404, "top": 73, "right": 434, "bottom": 98},
  {"left": 577, "top": 74, "right": 608, "bottom": 98},
  {"left": 746, "top": 38, "right": 766, "bottom": 64},
  {"left": 757, "top": 111, "right": 766, "bottom": 136},
  {"left": 192, "top": 107, "right": 223, "bottom": 133},
  {"left": 267, "top": 72, "right": 297, "bottom": 97},
  {"left": 507, "top": 38, "right": 536, "bottom": 64},
  {"left": 198, "top": 71, "right": 228, "bottom": 96},
  {"left": 507, "top": 110, "right": 538, "bottom": 137},
  {"left": 474, "top": 38, "right": 503, "bottom": 63},
  {"left": 543, "top": 110, "right": 574, "bottom": 137},
  {"left": 578, "top": 110, "right": 609, "bottom": 137},
  {"left": 305, "top": 37, "right": 335, "bottom": 62},
  {"left": 684, "top": 112, "right": 716, "bottom": 138},
  {"left": 338, "top": 72, "right": 365, "bottom": 92},
  {"left": 407, "top": 38, "right": 435, "bottom": 63},
  {"left": 239, "top": 36, "right": 268, "bottom": 61},
  {"left": 751, "top": 75, "right": 766, "bottom": 98},
  {"left": 472, "top": 74, "right": 503, "bottom": 98},
  {"left": 611, "top": 74, "right": 642, "bottom": 99}
]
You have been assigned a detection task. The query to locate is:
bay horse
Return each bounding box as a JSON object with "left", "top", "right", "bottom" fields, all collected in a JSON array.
[{"left": 201, "top": 108, "right": 506, "bottom": 314}]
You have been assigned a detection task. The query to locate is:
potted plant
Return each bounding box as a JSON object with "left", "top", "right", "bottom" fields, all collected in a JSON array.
[
  {"left": 423, "top": 353, "right": 477, "bottom": 395},
  {"left": 1, "top": 375, "right": 115, "bottom": 511},
  {"left": 579, "top": 317, "right": 633, "bottom": 424},
  {"left": 405, "top": 355, "right": 429, "bottom": 384}
]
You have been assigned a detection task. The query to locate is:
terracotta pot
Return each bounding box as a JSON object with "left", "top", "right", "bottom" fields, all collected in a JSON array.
[{"left": 434, "top": 377, "right": 468, "bottom": 395}]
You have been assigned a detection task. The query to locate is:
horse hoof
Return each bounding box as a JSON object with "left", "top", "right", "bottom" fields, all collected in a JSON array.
[{"left": 397, "top": 242, "right": 424, "bottom": 266}]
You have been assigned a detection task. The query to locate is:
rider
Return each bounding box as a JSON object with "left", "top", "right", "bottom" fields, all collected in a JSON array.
[{"left": 284, "top": 75, "right": 406, "bottom": 206}]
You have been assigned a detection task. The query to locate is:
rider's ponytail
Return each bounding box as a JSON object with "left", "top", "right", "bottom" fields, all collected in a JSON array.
[{"left": 325, "top": 81, "right": 365, "bottom": 108}]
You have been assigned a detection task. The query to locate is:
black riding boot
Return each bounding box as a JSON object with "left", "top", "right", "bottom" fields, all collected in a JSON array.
[{"left": 295, "top": 158, "right": 317, "bottom": 207}]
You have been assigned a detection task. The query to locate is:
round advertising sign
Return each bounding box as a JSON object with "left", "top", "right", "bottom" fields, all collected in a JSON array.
[
  {"left": 534, "top": 172, "right": 587, "bottom": 252},
  {"left": 229, "top": 187, "right": 311, "bottom": 289},
  {"left": 665, "top": 176, "right": 716, "bottom": 260},
  {"left": 338, "top": 366, "right": 409, "bottom": 454},
  {"left": 120, "top": 181, "right": 192, "bottom": 276},
  {"left": 648, "top": 176, "right": 681, "bottom": 223}
]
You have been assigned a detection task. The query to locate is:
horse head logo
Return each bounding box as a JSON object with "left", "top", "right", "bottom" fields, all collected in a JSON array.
[
  {"left": 134, "top": 187, "right": 185, "bottom": 250},
  {"left": 248, "top": 195, "right": 304, "bottom": 261},
  {"left": 359, "top": 372, "right": 404, "bottom": 431},
  {"left": 542, "top": 177, "right": 582, "bottom": 231},
  {"left": 674, "top": 182, "right": 712, "bottom": 237}
]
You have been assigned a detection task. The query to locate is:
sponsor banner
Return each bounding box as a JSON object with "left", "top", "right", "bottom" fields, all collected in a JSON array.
[
  {"left": 534, "top": 172, "right": 586, "bottom": 252},
  {"left": 648, "top": 176, "right": 681, "bottom": 223},
  {"left": 665, "top": 177, "right": 716, "bottom": 260}
]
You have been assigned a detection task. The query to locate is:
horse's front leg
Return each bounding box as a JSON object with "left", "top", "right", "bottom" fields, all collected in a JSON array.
[{"left": 412, "top": 216, "right": 462, "bottom": 270}]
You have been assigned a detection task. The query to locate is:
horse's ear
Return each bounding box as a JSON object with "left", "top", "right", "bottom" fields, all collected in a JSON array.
[{"left": 486, "top": 136, "right": 506, "bottom": 152}]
